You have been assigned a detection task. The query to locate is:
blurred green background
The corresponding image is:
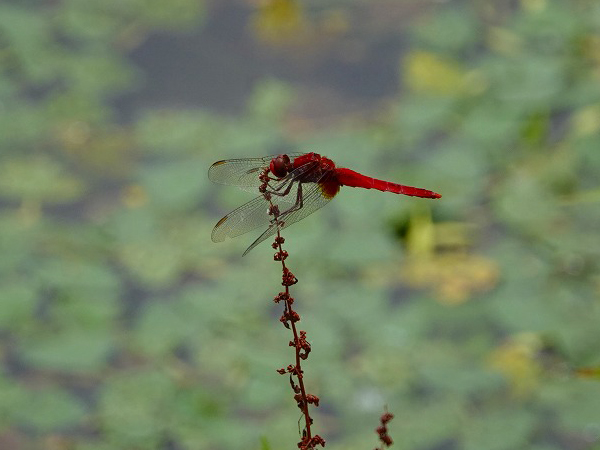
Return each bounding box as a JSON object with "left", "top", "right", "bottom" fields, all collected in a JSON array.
[{"left": 1, "top": 0, "right": 600, "bottom": 449}]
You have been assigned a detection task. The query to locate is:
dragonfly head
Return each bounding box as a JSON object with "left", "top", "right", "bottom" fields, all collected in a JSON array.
[{"left": 270, "top": 154, "right": 292, "bottom": 178}]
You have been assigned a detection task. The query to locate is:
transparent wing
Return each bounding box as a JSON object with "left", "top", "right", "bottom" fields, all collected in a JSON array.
[
  {"left": 208, "top": 156, "right": 273, "bottom": 189},
  {"left": 208, "top": 152, "right": 305, "bottom": 192},
  {"left": 241, "top": 181, "right": 336, "bottom": 256},
  {"left": 211, "top": 178, "right": 300, "bottom": 243},
  {"left": 210, "top": 157, "right": 320, "bottom": 206}
]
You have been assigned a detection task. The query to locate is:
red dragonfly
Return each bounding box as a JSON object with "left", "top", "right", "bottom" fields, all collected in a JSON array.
[{"left": 209, "top": 152, "right": 441, "bottom": 256}]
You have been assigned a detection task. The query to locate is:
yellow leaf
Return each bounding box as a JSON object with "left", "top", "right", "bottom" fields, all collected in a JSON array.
[
  {"left": 251, "top": 0, "right": 308, "bottom": 46},
  {"left": 404, "top": 51, "right": 466, "bottom": 96},
  {"left": 401, "top": 217, "right": 499, "bottom": 304},
  {"left": 487, "top": 27, "right": 523, "bottom": 56},
  {"left": 581, "top": 35, "right": 600, "bottom": 64},
  {"left": 121, "top": 185, "right": 149, "bottom": 209},
  {"left": 520, "top": 0, "right": 547, "bottom": 13},
  {"left": 571, "top": 104, "right": 600, "bottom": 137},
  {"left": 405, "top": 206, "right": 436, "bottom": 258},
  {"left": 575, "top": 367, "right": 600, "bottom": 379},
  {"left": 488, "top": 333, "right": 542, "bottom": 398},
  {"left": 402, "top": 253, "right": 499, "bottom": 305}
]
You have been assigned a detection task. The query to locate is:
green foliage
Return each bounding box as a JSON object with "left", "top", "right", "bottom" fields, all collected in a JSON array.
[
  {"left": 0, "top": 156, "right": 85, "bottom": 203},
  {"left": 1, "top": 0, "right": 599, "bottom": 449},
  {"left": 3, "top": 382, "right": 87, "bottom": 432}
]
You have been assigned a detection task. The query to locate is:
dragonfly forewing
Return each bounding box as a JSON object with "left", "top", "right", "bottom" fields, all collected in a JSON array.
[
  {"left": 208, "top": 156, "right": 274, "bottom": 189},
  {"left": 208, "top": 152, "right": 306, "bottom": 192}
]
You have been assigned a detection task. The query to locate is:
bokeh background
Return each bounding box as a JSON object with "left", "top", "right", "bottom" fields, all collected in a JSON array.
[{"left": 1, "top": 0, "right": 600, "bottom": 449}]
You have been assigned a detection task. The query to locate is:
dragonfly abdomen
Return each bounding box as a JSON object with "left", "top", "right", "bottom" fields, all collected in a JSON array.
[{"left": 336, "top": 168, "right": 441, "bottom": 199}]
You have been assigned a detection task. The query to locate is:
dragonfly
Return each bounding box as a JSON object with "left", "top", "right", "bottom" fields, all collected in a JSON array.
[{"left": 209, "top": 152, "right": 441, "bottom": 256}]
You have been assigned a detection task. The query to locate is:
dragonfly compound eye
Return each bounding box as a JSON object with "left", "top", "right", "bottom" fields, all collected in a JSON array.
[{"left": 270, "top": 154, "right": 291, "bottom": 178}]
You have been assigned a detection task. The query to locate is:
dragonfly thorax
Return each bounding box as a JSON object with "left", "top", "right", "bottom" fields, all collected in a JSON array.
[{"left": 270, "top": 154, "right": 293, "bottom": 178}]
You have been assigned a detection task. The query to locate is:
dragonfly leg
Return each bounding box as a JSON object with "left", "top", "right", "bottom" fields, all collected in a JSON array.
[
  {"left": 267, "top": 179, "right": 295, "bottom": 196},
  {"left": 276, "top": 182, "right": 304, "bottom": 220}
]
